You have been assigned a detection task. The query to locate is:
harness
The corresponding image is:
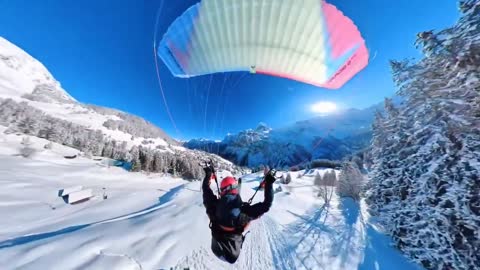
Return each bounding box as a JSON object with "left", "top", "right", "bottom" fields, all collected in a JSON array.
[
  {"left": 209, "top": 196, "right": 251, "bottom": 234},
  {"left": 209, "top": 220, "right": 249, "bottom": 234}
]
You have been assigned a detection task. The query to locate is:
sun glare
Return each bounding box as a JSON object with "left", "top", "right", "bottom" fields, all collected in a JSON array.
[{"left": 311, "top": 101, "right": 338, "bottom": 114}]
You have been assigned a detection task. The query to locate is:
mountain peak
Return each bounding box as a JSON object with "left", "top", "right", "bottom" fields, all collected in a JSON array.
[
  {"left": 0, "top": 36, "right": 75, "bottom": 102},
  {"left": 255, "top": 122, "right": 272, "bottom": 133}
]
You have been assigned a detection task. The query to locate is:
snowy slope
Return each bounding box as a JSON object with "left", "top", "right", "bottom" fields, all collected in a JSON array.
[
  {"left": 0, "top": 134, "right": 421, "bottom": 269},
  {"left": 0, "top": 38, "right": 74, "bottom": 101},
  {"left": 0, "top": 36, "right": 174, "bottom": 150}
]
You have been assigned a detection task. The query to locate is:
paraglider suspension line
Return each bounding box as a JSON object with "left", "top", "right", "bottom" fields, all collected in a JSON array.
[
  {"left": 203, "top": 75, "right": 213, "bottom": 136},
  {"left": 153, "top": 0, "right": 180, "bottom": 136}
]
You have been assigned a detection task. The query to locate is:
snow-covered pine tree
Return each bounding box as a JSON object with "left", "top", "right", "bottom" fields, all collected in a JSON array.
[
  {"left": 38, "top": 119, "right": 58, "bottom": 141},
  {"left": 101, "top": 140, "right": 114, "bottom": 159},
  {"left": 111, "top": 141, "right": 127, "bottom": 161},
  {"left": 139, "top": 146, "right": 154, "bottom": 172},
  {"left": 44, "top": 141, "right": 53, "bottom": 150},
  {"left": 150, "top": 151, "right": 160, "bottom": 172},
  {"left": 367, "top": 2, "right": 480, "bottom": 268},
  {"left": 17, "top": 116, "right": 37, "bottom": 135},
  {"left": 84, "top": 130, "right": 104, "bottom": 156},
  {"left": 129, "top": 146, "right": 141, "bottom": 172},
  {"left": 19, "top": 136, "right": 36, "bottom": 158},
  {"left": 0, "top": 98, "right": 15, "bottom": 125}
]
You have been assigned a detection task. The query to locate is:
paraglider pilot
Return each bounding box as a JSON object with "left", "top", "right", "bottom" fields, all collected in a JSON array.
[{"left": 202, "top": 163, "right": 276, "bottom": 264}]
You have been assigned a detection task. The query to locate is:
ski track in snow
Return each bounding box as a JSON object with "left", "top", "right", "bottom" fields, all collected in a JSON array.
[
  {"left": 96, "top": 250, "right": 143, "bottom": 270},
  {"left": 263, "top": 216, "right": 296, "bottom": 270},
  {"left": 175, "top": 219, "right": 274, "bottom": 270}
]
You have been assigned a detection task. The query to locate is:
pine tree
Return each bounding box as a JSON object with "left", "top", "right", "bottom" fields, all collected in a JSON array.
[
  {"left": 44, "top": 141, "right": 53, "bottom": 150},
  {"left": 152, "top": 151, "right": 163, "bottom": 172},
  {"left": 102, "top": 141, "right": 114, "bottom": 158},
  {"left": 38, "top": 118, "right": 58, "bottom": 142},
  {"left": 367, "top": 2, "right": 480, "bottom": 268},
  {"left": 140, "top": 147, "right": 154, "bottom": 172},
  {"left": 129, "top": 146, "right": 141, "bottom": 172},
  {"left": 19, "top": 136, "right": 36, "bottom": 158},
  {"left": 17, "top": 116, "right": 37, "bottom": 135}
]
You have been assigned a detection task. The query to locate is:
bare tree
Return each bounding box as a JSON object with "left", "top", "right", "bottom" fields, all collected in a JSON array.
[
  {"left": 316, "top": 170, "right": 335, "bottom": 205},
  {"left": 337, "top": 162, "right": 363, "bottom": 201},
  {"left": 314, "top": 171, "right": 322, "bottom": 186},
  {"left": 285, "top": 172, "right": 292, "bottom": 184}
]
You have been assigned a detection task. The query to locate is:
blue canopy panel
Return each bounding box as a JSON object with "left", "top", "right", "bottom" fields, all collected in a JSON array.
[{"left": 157, "top": 4, "right": 201, "bottom": 78}]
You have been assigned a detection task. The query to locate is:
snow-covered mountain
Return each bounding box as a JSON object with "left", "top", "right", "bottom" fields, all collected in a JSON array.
[
  {"left": 0, "top": 37, "right": 242, "bottom": 177},
  {"left": 185, "top": 108, "right": 375, "bottom": 168},
  {"left": 0, "top": 37, "right": 174, "bottom": 148},
  {"left": 0, "top": 38, "right": 75, "bottom": 102}
]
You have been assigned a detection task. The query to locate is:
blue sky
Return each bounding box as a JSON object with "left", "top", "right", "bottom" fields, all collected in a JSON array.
[{"left": 0, "top": 0, "right": 459, "bottom": 140}]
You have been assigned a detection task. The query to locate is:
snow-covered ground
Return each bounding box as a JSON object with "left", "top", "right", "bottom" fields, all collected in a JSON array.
[{"left": 0, "top": 135, "right": 421, "bottom": 270}]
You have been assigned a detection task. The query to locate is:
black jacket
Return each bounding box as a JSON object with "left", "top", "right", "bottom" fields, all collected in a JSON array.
[{"left": 202, "top": 172, "right": 274, "bottom": 263}]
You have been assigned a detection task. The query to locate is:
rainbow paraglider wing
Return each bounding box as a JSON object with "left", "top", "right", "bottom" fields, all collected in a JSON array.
[{"left": 158, "top": 0, "right": 369, "bottom": 89}]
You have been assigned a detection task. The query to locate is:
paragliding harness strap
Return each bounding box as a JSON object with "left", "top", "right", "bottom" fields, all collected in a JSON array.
[
  {"left": 247, "top": 178, "right": 266, "bottom": 204},
  {"left": 212, "top": 173, "right": 221, "bottom": 197},
  {"left": 207, "top": 159, "right": 221, "bottom": 197},
  {"left": 247, "top": 186, "right": 259, "bottom": 204},
  {"left": 203, "top": 159, "right": 221, "bottom": 197},
  {"left": 209, "top": 221, "right": 245, "bottom": 234},
  {"left": 247, "top": 169, "right": 276, "bottom": 204},
  {"left": 242, "top": 231, "right": 250, "bottom": 247}
]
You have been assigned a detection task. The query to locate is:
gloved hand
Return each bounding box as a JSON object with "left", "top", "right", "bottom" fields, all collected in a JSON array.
[
  {"left": 265, "top": 169, "right": 277, "bottom": 184},
  {"left": 202, "top": 160, "right": 215, "bottom": 175}
]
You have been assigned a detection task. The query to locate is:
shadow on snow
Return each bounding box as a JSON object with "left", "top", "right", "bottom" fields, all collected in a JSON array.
[
  {"left": 0, "top": 184, "right": 185, "bottom": 249},
  {"left": 270, "top": 197, "right": 420, "bottom": 270},
  {"left": 358, "top": 225, "right": 422, "bottom": 270}
]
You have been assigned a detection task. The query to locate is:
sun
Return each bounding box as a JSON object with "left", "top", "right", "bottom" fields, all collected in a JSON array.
[{"left": 310, "top": 101, "right": 338, "bottom": 114}]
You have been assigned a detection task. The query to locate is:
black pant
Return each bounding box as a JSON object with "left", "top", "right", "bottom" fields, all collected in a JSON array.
[{"left": 211, "top": 232, "right": 244, "bottom": 264}]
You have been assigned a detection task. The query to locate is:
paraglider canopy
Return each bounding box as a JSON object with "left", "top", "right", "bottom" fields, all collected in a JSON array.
[{"left": 158, "top": 0, "right": 369, "bottom": 89}]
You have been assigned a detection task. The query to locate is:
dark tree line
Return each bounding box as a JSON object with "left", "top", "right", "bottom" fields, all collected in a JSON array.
[
  {"left": 0, "top": 98, "right": 241, "bottom": 180},
  {"left": 0, "top": 98, "right": 108, "bottom": 156}
]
